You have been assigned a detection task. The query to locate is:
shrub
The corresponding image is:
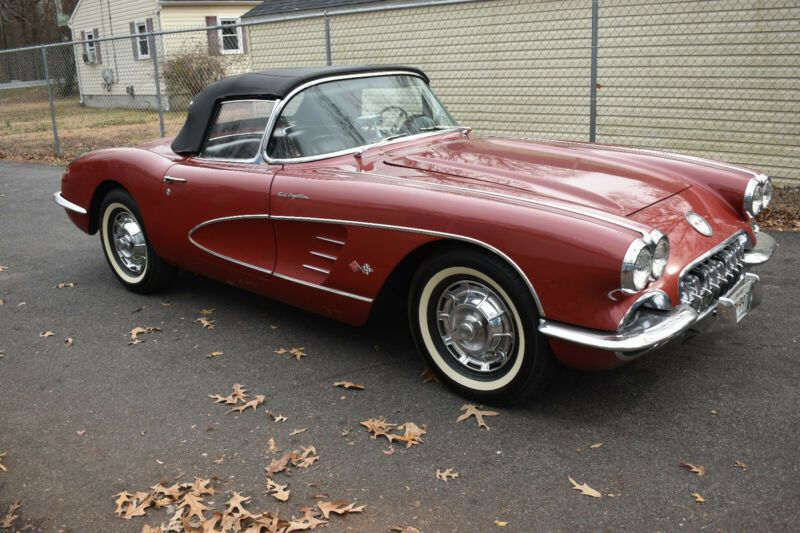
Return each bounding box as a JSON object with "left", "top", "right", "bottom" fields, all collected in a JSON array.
[{"left": 162, "top": 51, "right": 226, "bottom": 110}]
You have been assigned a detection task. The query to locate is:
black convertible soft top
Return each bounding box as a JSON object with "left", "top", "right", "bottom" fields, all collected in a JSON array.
[{"left": 170, "top": 65, "right": 428, "bottom": 155}]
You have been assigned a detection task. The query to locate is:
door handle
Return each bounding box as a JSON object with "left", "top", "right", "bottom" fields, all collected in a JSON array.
[{"left": 164, "top": 175, "right": 187, "bottom": 183}]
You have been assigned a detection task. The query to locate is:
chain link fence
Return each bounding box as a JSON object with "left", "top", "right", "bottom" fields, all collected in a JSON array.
[{"left": 0, "top": 0, "right": 797, "bottom": 183}]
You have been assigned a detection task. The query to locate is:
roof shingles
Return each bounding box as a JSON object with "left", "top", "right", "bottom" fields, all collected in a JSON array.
[{"left": 243, "top": 0, "right": 384, "bottom": 19}]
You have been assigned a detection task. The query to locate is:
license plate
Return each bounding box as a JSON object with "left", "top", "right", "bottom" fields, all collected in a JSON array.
[{"left": 732, "top": 288, "right": 752, "bottom": 322}]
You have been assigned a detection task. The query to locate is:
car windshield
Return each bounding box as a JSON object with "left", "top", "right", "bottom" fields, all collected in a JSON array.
[{"left": 267, "top": 74, "right": 458, "bottom": 160}]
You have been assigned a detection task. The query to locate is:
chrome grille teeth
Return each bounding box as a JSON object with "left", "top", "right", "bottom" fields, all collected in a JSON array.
[{"left": 680, "top": 238, "right": 747, "bottom": 314}]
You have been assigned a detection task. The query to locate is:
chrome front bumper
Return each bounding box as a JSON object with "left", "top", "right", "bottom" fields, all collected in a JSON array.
[
  {"left": 538, "top": 232, "right": 776, "bottom": 357},
  {"left": 53, "top": 191, "right": 87, "bottom": 215}
]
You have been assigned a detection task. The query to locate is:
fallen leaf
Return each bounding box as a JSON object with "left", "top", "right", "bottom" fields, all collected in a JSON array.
[
  {"left": 274, "top": 347, "right": 289, "bottom": 355},
  {"left": 267, "top": 411, "right": 287, "bottom": 423},
  {"left": 435, "top": 468, "right": 459, "bottom": 482},
  {"left": 151, "top": 482, "right": 184, "bottom": 500},
  {"left": 568, "top": 476, "right": 602, "bottom": 498},
  {"left": 266, "top": 478, "right": 291, "bottom": 502},
  {"left": 420, "top": 368, "right": 439, "bottom": 383},
  {"left": 590, "top": 443, "right": 603, "bottom": 449},
  {"left": 180, "top": 492, "right": 209, "bottom": 521},
  {"left": 293, "top": 446, "right": 319, "bottom": 468},
  {"left": 735, "top": 460, "right": 748, "bottom": 470},
  {"left": 0, "top": 298, "right": 5, "bottom": 306},
  {"left": 391, "top": 527, "right": 422, "bottom": 533},
  {"left": 710, "top": 410, "right": 719, "bottom": 415},
  {"left": 267, "top": 452, "right": 293, "bottom": 476},
  {"left": 692, "top": 492, "right": 705, "bottom": 504},
  {"left": 225, "top": 491, "right": 252, "bottom": 516},
  {"left": 268, "top": 438, "right": 281, "bottom": 454},
  {"left": 208, "top": 351, "right": 224, "bottom": 358},
  {"left": 64, "top": 337, "right": 74, "bottom": 348},
  {"left": 457, "top": 404, "right": 498, "bottom": 430},
  {"left": 40, "top": 330, "right": 55, "bottom": 338},
  {"left": 0, "top": 451, "right": 7, "bottom": 471},
  {"left": 494, "top": 521, "right": 509, "bottom": 527},
  {"left": 394, "top": 422, "right": 427, "bottom": 448},
  {"left": 209, "top": 393, "right": 237, "bottom": 405},
  {"left": 679, "top": 462, "right": 706, "bottom": 476},
  {"left": 200, "top": 308, "right": 215, "bottom": 316},
  {"left": 333, "top": 381, "right": 364, "bottom": 390},
  {"left": 360, "top": 417, "right": 396, "bottom": 442},
  {"left": 56, "top": 282, "right": 76, "bottom": 289},
  {"left": 129, "top": 326, "right": 161, "bottom": 342},
  {"left": 289, "top": 427, "right": 308, "bottom": 436},
  {"left": 1, "top": 501, "right": 20, "bottom": 529},
  {"left": 286, "top": 507, "right": 327, "bottom": 531},
  {"left": 189, "top": 477, "right": 217, "bottom": 497},
  {"left": 120, "top": 491, "right": 151, "bottom": 519},
  {"left": 0, "top": 265, "right": 7, "bottom": 273},
  {"left": 194, "top": 317, "right": 215, "bottom": 329},
  {"left": 113, "top": 491, "right": 132, "bottom": 515},
  {"left": 213, "top": 455, "right": 225, "bottom": 464},
  {"left": 316, "top": 500, "right": 365, "bottom": 519},
  {"left": 75, "top": 430, "right": 85, "bottom": 436},
  {"left": 228, "top": 395, "right": 265, "bottom": 414}
]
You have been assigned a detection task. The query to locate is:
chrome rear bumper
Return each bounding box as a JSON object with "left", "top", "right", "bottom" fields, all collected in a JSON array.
[{"left": 539, "top": 272, "right": 763, "bottom": 357}]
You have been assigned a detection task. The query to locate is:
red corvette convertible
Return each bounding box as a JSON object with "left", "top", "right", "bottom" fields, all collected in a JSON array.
[{"left": 54, "top": 65, "right": 776, "bottom": 403}]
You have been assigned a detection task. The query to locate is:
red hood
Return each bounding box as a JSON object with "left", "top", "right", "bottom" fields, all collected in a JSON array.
[{"left": 383, "top": 137, "right": 692, "bottom": 216}]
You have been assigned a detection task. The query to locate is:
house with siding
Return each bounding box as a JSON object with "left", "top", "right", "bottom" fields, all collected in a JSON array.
[
  {"left": 241, "top": 0, "right": 799, "bottom": 185},
  {"left": 68, "top": 0, "right": 259, "bottom": 109}
]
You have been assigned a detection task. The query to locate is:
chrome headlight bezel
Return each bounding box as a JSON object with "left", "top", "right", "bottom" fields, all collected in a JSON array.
[
  {"left": 621, "top": 238, "right": 653, "bottom": 292},
  {"left": 621, "top": 231, "right": 670, "bottom": 293},
  {"left": 651, "top": 234, "right": 670, "bottom": 279}
]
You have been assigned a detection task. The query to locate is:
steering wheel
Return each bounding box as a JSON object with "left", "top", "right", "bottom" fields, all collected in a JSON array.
[{"left": 377, "top": 106, "right": 410, "bottom": 133}]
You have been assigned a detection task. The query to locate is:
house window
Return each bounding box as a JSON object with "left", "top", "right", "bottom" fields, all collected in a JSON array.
[
  {"left": 85, "top": 30, "right": 97, "bottom": 62},
  {"left": 219, "top": 18, "right": 243, "bottom": 54},
  {"left": 135, "top": 22, "right": 150, "bottom": 58}
]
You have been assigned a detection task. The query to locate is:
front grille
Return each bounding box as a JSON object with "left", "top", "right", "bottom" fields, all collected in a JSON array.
[{"left": 680, "top": 234, "right": 748, "bottom": 313}]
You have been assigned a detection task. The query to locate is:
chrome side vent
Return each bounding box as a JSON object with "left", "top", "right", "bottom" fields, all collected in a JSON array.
[{"left": 302, "top": 235, "right": 345, "bottom": 277}]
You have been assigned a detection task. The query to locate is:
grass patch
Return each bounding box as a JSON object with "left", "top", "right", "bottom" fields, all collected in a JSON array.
[{"left": 0, "top": 88, "right": 185, "bottom": 163}]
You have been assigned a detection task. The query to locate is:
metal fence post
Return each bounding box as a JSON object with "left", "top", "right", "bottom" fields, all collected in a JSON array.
[
  {"left": 589, "top": 0, "right": 599, "bottom": 143},
  {"left": 150, "top": 34, "right": 166, "bottom": 137},
  {"left": 40, "top": 46, "right": 61, "bottom": 158},
  {"left": 324, "top": 12, "right": 332, "bottom": 66}
]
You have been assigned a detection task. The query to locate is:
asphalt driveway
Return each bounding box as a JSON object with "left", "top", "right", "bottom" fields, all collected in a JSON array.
[{"left": 0, "top": 160, "right": 798, "bottom": 531}]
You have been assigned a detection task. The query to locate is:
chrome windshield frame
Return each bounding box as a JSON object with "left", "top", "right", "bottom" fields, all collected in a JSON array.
[{"left": 262, "top": 70, "right": 458, "bottom": 165}]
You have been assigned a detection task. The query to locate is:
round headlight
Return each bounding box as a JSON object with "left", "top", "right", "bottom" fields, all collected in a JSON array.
[
  {"left": 744, "top": 176, "right": 769, "bottom": 217},
  {"left": 621, "top": 239, "right": 653, "bottom": 292},
  {"left": 651, "top": 236, "right": 669, "bottom": 279},
  {"left": 761, "top": 178, "right": 773, "bottom": 209},
  {"left": 752, "top": 182, "right": 764, "bottom": 215}
]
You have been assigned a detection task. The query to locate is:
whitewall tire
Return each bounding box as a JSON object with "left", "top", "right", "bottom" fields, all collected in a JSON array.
[
  {"left": 409, "top": 247, "right": 555, "bottom": 404},
  {"left": 99, "top": 189, "right": 175, "bottom": 294}
]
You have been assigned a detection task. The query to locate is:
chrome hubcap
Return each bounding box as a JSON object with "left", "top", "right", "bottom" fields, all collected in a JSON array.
[
  {"left": 111, "top": 211, "right": 147, "bottom": 274},
  {"left": 436, "top": 280, "right": 516, "bottom": 373}
]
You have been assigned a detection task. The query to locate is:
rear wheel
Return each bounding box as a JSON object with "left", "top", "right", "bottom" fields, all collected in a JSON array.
[
  {"left": 409, "top": 248, "right": 556, "bottom": 405},
  {"left": 99, "top": 189, "right": 175, "bottom": 294}
]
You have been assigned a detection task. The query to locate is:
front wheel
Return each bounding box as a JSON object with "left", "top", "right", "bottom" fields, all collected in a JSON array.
[
  {"left": 409, "top": 248, "right": 556, "bottom": 405},
  {"left": 99, "top": 189, "right": 175, "bottom": 294}
]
